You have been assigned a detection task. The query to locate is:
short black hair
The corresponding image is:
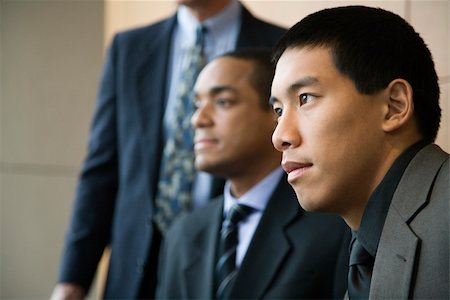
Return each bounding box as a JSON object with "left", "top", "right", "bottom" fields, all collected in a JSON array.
[
  {"left": 219, "top": 48, "right": 275, "bottom": 110},
  {"left": 273, "top": 6, "right": 441, "bottom": 142}
]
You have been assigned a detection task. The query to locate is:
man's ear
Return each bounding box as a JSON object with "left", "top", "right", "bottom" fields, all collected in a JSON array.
[{"left": 382, "top": 79, "right": 414, "bottom": 133}]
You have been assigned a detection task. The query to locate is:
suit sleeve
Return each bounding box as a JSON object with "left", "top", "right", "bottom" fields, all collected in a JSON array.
[{"left": 57, "top": 35, "right": 120, "bottom": 292}]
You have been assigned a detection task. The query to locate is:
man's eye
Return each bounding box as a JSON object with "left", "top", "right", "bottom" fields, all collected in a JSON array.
[
  {"left": 273, "top": 107, "right": 283, "bottom": 117},
  {"left": 216, "top": 98, "right": 232, "bottom": 107},
  {"left": 299, "top": 93, "right": 315, "bottom": 105}
]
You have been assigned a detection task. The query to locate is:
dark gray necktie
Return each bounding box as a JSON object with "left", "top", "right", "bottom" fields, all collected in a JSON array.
[
  {"left": 154, "top": 26, "right": 207, "bottom": 233},
  {"left": 348, "top": 236, "right": 374, "bottom": 300},
  {"left": 215, "top": 204, "right": 255, "bottom": 299}
]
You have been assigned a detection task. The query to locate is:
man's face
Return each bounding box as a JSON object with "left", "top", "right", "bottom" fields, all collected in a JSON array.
[
  {"left": 271, "top": 47, "right": 389, "bottom": 218},
  {"left": 192, "top": 57, "right": 277, "bottom": 177},
  {"left": 175, "top": 0, "right": 207, "bottom": 5},
  {"left": 175, "top": 0, "right": 225, "bottom": 8}
]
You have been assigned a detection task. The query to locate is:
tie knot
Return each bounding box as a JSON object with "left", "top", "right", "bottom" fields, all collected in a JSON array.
[
  {"left": 226, "top": 204, "right": 255, "bottom": 226},
  {"left": 349, "top": 237, "right": 374, "bottom": 266},
  {"left": 195, "top": 25, "right": 207, "bottom": 48}
]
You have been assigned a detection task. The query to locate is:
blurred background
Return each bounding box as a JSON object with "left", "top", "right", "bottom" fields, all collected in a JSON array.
[{"left": 0, "top": 0, "right": 448, "bottom": 298}]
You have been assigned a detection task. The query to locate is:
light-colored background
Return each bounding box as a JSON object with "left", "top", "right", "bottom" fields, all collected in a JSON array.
[{"left": 1, "top": 0, "right": 448, "bottom": 298}]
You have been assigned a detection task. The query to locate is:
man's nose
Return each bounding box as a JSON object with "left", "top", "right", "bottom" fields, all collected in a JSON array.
[
  {"left": 272, "top": 110, "right": 301, "bottom": 152},
  {"left": 191, "top": 102, "right": 213, "bottom": 129}
]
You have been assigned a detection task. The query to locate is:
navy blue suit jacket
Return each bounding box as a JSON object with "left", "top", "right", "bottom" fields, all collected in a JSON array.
[
  {"left": 157, "top": 175, "right": 351, "bottom": 299},
  {"left": 58, "top": 6, "right": 286, "bottom": 298}
]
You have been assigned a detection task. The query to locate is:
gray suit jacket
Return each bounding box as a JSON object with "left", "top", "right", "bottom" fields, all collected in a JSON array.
[
  {"left": 156, "top": 175, "right": 351, "bottom": 299},
  {"left": 369, "top": 144, "right": 449, "bottom": 299}
]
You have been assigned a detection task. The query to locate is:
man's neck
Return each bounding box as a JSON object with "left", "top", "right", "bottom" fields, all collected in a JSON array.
[
  {"left": 183, "top": 0, "right": 232, "bottom": 22},
  {"left": 229, "top": 161, "right": 282, "bottom": 198}
]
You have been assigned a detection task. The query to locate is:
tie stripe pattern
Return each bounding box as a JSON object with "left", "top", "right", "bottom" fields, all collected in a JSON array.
[
  {"left": 347, "top": 236, "right": 375, "bottom": 300},
  {"left": 154, "top": 26, "right": 207, "bottom": 233},
  {"left": 215, "top": 204, "right": 255, "bottom": 299}
]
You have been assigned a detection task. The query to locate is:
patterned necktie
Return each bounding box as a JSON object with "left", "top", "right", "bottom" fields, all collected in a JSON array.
[
  {"left": 348, "top": 236, "right": 375, "bottom": 300},
  {"left": 154, "top": 26, "right": 207, "bottom": 233},
  {"left": 215, "top": 204, "right": 255, "bottom": 299}
]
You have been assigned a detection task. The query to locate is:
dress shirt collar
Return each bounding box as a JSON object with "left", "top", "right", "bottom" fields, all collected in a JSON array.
[
  {"left": 356, "top": 139, "right": 429, "bottom": 257},
  {"left": 176, "top": 0, "right": 241, "bottom": 50},
  {"left": 223, "top": 167, "right": 284, "bottom": 216}
]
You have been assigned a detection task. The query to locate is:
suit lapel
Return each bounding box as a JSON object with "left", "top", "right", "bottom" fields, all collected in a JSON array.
[
  {"left": 370, "top": 144, "right": 448, "bottom": 299},
  {"left": 134, "top": 15, "right": 176, "bottom": 137},
  {"left": 183, "top": 199, "right": 223, "bottom": 299},
  {"left": 230, "top": 175, "right": 300, "bottom": 298},
  {"left": 370, "top": 210, "right": 419, "bottom": 299},
  {"left": 130, "top": 15, "right": 176, "bottom": 188}
]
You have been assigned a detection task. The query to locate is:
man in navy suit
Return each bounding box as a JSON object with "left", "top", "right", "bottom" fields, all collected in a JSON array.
[
  {"left": 51, "top": 0, "right": 286, "bottom": 299},
  {"left": 156, "top": 48, "right": 350, "bottom": 299}
]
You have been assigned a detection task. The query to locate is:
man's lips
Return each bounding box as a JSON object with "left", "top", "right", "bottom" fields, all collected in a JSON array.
[
  {"left": 282, "top": 161, "right": 313, "bottom": 181},
  {"left": 194, "top": 138, "right": 218, "bottom": 150},
  {"left": 282, "top": 161, "right": 313, "bottom": 173}
]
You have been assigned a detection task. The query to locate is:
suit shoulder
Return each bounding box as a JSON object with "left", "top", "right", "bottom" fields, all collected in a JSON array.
[
  {"left": 253, "top": 17, "right": 286, "bottom": 36},
  {"left": 435, "top": 155, "right": 449, "bottom": 183},
  {"left": 241, "top": 8, "right": 287, "bottom": 44},
  {"left": 113, "top": 15, "right": 175, "bottom": 47},
  {"left": 166, "top": 198, "right": 222, "bottom": 238}
]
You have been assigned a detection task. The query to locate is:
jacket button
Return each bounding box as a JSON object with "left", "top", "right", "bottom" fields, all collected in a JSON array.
[
  {"left": 136, "top": 258, "right": 146, "bottom": 273},
  {"left": 146, "top": 217, "right": 153, "bottom": 227}
]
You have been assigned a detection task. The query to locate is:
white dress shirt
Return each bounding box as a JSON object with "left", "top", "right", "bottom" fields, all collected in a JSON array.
[{"left": 222, "top": 167, "right": 284, "bottom": 267}]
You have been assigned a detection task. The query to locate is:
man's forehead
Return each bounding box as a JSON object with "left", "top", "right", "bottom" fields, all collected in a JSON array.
[
  {"left": 273, "top": 47, "right": 336, "bottom": 82},
  {"left": 200, "top": 57, "right": 251, "bottom": 79},
  {"left": 276, "top": 46, "right": 333, "bottom": 66}
]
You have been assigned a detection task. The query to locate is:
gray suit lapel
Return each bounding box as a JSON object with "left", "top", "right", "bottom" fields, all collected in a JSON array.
[
  {"left": 370, "top": 210, "right": 419, "bottom": 298},
  {"left": 370, "top": 144, "right": 448, "bottom": 299},
  {"left": 183, "top": 199, "right": 223, "bottom": 299},
  {"left": 230, "top": 176, "right": 299, "bottom": 298}
]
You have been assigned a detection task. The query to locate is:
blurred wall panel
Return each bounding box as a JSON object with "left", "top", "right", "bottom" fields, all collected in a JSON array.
[{"left": 1, "top": 1, "right": 104, "bottom": 298}]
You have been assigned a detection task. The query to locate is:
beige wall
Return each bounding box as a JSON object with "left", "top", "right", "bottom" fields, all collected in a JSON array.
[
  {"left": 0, "top": 1, "right": 104, "bottom": 298},
  {"left": 0, "top": 0, "right": 448, "bottom": 298}
]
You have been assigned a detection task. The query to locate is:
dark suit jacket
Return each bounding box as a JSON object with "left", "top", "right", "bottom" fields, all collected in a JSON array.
[
  {"left": 157, "top": 175, "right": 351, "bottom": 299},
  {"left": 58, "top": 5, "right": 286, "bottom": 299},
  {"left": 369, "top": 144, "right": 449, "bottom": 299}
]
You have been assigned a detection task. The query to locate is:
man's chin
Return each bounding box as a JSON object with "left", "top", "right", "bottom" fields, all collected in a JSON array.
[
  {"left": 195, "top": 161, "right": 228, "bottom": 178},
  {"left": 196, "top": 161, "right": 217, "bottom": 174},
  {"left": 295, "top": 192, "right": 321, "bottom": 212}
]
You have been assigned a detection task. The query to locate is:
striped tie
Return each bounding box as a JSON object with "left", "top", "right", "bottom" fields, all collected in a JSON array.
[{"left": 215, "top": 204, "right": 255, "bottom": 299}]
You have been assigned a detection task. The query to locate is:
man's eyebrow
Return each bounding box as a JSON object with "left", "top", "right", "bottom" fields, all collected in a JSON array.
[
  {"left": 288, "top": 77, "right": 320, "bottom": 93},
  {"left": 210, "top": 85, "right": 236, "bottom": 95},
  {"left": 269, "top": 96, "right": 278, "bottom": 106},
  {"left": 194, "top": 85, "right": 235, "bottom": 101}
]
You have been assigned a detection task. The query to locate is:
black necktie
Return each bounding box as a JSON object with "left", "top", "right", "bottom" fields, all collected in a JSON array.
[
  {"left": 154, "top": 25, "right": 207, "bottom": 233},
  {"left": 348, "top": 236, "right": 374, "bottom": 300},
  {"left": 215, "top": 204, "right": 255, "bottom": 299}
]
